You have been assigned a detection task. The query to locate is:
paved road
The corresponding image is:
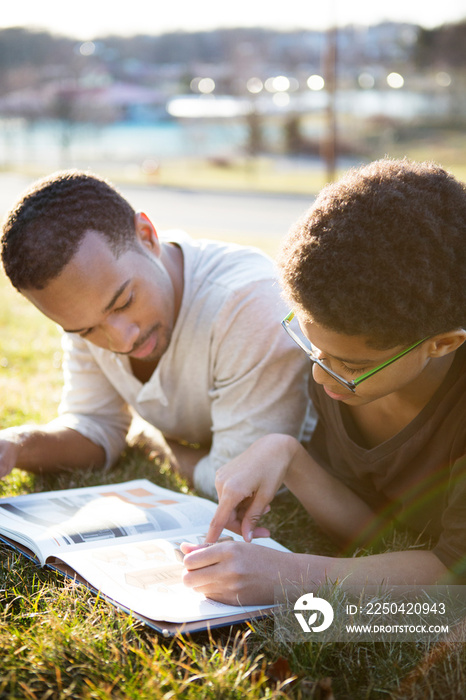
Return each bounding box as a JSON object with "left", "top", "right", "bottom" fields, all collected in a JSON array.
[{"left": 0, "top": 172, "right": 313, "bottom": 252}]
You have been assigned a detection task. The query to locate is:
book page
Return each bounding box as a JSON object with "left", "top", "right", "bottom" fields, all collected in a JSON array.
[
  {"left": 0, "top": 480, "right": 216, "bottom": 563},
  {"left": 53, "top": 531, "right": 289, "bottom": 623}
]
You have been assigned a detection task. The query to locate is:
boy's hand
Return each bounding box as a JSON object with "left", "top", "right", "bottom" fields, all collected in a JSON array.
[
  {"left": 204, "top": 434, "right": 299, "bottom": 544},
  {"left": 182, "top": 539, "right": 296, "bottom": 606},
  {"left": 205, "top": 490, "right": 272, "bottom": 544}
]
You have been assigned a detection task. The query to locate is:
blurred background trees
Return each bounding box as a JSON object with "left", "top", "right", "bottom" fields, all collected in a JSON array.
[{"left": 0, "top": 21, "right": 465, "bottom": 181}]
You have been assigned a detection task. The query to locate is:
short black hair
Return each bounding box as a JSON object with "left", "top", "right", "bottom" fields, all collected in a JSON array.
[
  {"left": 278, "top": 158, "right": 466, "bottom": 349},
  {"left": 1, "top": 170, "right": 136, "bottom": 290}
]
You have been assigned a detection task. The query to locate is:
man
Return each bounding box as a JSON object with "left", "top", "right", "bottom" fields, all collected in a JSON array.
[{"left": 0, "top": 170, "right": 311, "bottom": 497}]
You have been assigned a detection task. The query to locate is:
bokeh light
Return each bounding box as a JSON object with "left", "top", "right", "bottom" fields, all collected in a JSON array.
[
  {"left": 387, "top": 72, "right": 404, "bottom": 89},
  {"left": 358, "top": 72, "right": 375, "bottom": 89},
  {"left": 272, "top": 92, "right": 290, "bottom": 107},
  {"left": 198, "top": 77, "right": 215, "bottom": 94},
  {"left": 79, "top": 41, "right": 96, "bottom": 56},
  {"left": 264, "top": 75, "right": 290, "bottom": 93},
  {"left": 307, "top": 74, "right": 325, "bottom": 91},
  {"left": 435, "top": 71, "right": 452, "bottom": 87},
  {"left": 287, "top": 77, "right": 300, "bottom": 92},
  {"left": 246, "top": 77, "right": 264, "bottom": 94}
]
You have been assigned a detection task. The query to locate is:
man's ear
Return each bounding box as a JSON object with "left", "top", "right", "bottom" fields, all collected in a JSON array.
[
  {"left": 427, "top": 330, "right": 466, "bottom": 358},
  {"left": 134, "top": 212, "right": 160, "bottom": 254}
]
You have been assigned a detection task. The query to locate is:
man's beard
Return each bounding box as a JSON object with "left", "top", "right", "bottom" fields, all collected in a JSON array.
[{"left": 129, "top": 322, "right": 171, "bottom": 363}]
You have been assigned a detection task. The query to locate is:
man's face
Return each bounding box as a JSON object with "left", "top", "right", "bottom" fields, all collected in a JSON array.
[{"left": 21, "top": 226, "right": 183, "bottom": 366}]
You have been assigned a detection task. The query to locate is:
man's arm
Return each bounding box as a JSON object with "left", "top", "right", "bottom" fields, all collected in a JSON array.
[
  {"left": 55, "top": 333, "right": 132, "bottom": 468},
  {"left": 0, "top": 332, "right": 127, "bottom": 478},
  {"left": 0, "top": 424, "right": 105, "bottom": 479}
]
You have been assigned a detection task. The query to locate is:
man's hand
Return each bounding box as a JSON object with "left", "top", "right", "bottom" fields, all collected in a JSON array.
[
  {"left": 165, "top": 439, "right": 209, "bottom": 487},
  {"left": 0, "top": 425, "right": 106, "bottom": 479},
  {"left": 0, "top": 428, "right": 24, "bottom": 479}
]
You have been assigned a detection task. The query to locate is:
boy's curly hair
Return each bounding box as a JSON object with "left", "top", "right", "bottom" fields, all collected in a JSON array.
[
  {"left": 278, "top": 158, "right": 466, "bottom": 349},
  {"left": 1, "top": 170, "right": 136, "bottom": 290}
]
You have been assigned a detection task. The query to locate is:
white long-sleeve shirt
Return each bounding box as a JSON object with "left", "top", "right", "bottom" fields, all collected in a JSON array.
[{"left": 51, "top": 231, "right": 312, "bottom": 497}]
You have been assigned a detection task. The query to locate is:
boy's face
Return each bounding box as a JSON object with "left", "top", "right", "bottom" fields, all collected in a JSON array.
[
  {"left": 297, "top": 315, "right": 435, "bottom": 405},
  {"left": 21, "top": 227, "right": 182, "bottom": 367}
]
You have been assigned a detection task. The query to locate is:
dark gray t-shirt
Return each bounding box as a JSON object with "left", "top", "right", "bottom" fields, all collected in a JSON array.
[{"left": 306, "top": 343, "right": 466, "bottom": 577}]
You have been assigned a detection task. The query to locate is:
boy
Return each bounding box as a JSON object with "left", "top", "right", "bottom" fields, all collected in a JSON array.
[{"left": 182, "top": 158, "right": 466, "bottom": 605}]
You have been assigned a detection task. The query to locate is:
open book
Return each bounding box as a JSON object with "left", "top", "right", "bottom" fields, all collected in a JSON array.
[{"left": 0, "top": 479, "right": 288, "bottom": 635}]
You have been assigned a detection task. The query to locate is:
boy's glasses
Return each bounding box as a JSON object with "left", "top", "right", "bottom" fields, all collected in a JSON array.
[{"left": 281, "top": 310, "right": 428, "bottom": 393}]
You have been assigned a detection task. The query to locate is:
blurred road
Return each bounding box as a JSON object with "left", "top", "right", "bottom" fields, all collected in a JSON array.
[{"left": 0, "top": 172, "right": 313, "bottom": 251}]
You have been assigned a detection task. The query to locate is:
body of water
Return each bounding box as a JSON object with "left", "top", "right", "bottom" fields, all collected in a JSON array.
[
  {"left": 0, "top": 88, "right": 454, "bottom": 171},
  {"left": 0, "top": 119, "right": 249, "bottom": 170}
]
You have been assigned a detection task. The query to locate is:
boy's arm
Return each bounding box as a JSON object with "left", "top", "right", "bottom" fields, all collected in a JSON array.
[
  {"left": 284, "top": 440, "right": 379, "bottom": 546},
  {"left": 0, "top": 424, "right": 106, "bottom": 479},
  {"left": 182, "top": 542, "right": 449, "bottom": 607},
  {"left": 311, "top": 549, "right": 449, "bottom": 587},
  {"left": 186, "top": 434, "right": 451, "bottom": 605},
  {"left": 205, "top": 433, "right": 377, "bottom": 545}
]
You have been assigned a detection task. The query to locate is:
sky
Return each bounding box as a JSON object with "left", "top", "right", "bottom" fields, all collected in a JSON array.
[{"left": 1, "top": 0, "right": 466, "bottom": 39}]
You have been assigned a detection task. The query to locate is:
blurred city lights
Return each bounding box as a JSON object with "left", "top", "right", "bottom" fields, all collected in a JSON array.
[
  {"left": 264, "top": 75, "right": 290, "bottom": 92},
  {"left": 272, "top": 92, "right": 290, "bottom": 107},
  {"left": 246, "top": 77, "right": 263, "bottom": 94},
  {"left": 198, "top": 78, "right": 216, "bottom": 94},
  {"left": 190, "top": 77, "right": 200, "bottom": 92},
  {"left": 307, "top": 74, "right": 325, "bottom": 91},
  {"left": 167, "top": 96, "right": 248, "bottom": 118},
  {"left": 435, "top": 71, "right": 452, "bottom": 87},
  {"left": 190, "top": 77, "right": 215, "bottom": 94},
  {"left": 358, "top": 72, "right": 375, "bottom": 89},
  {"left": 387, "top": 72, "right": 404, "bottom": 88},
  {"left": 79, "top": 41, "right": 96, "bottom": 56}
]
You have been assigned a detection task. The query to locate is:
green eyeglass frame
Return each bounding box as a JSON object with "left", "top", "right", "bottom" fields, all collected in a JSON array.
[{"left": 282, "top": 310, "right": 429, "bottom": 393}]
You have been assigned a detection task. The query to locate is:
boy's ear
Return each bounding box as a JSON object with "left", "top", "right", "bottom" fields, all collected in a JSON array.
[
  {"left": 134, "top": 212, "right": 160, "bottom": 254},
  {"left": 427, "top": 330, "right": 466, "bottom": 358}
]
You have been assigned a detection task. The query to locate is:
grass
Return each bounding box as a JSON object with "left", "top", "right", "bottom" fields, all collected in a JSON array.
[
  {"left": 0, "top": 285, "right": 62, "bottom": 428},
  {"left": 2, "top": 155, "right": 338, "bottom": 197},
  {"left": 1, "top": 191, "right": 466, "bottom": 698},
  {"left": 146, "top": 157, "right": 335, "bottom": 195},
  {"left": 6, "top": 122, "right": 466, "bottom": 197}
]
